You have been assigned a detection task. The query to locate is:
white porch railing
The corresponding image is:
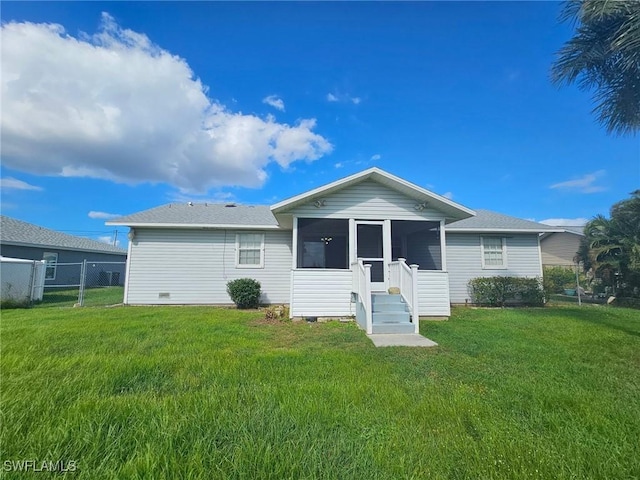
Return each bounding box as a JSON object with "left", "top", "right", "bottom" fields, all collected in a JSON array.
[
  {"left": 388, "top": 258, "right": 420, "bottom": 333},
  {"left": 351, "top": 260, "right": 373, "bottom": 334}
]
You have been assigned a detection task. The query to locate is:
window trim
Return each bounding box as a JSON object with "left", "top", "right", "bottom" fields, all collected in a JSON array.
[
  {"left": 481, "top": 236, "right": 508, "bottom": 269},
  {"left": 236, "top": 232, "right": 265, "bottom": 269},
  {"left": 43, "top": 252, "right": 58, "bottom": 280}
]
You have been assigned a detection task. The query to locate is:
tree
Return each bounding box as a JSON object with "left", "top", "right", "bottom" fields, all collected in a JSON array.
[
  {"left": 551, "top": 0, "right": 640, "bottom": 135},
  {"left": 577, "top": 190, "right": 640, "bottom": 296}
]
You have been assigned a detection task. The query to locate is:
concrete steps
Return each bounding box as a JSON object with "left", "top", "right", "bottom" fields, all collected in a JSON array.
[{"left": 371, "top": 293, "right": 414, "bottom": 334}]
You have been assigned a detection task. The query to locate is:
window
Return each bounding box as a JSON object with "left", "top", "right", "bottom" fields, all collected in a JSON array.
[
  {"left": 481, "top": 237, "right": 507, "bottom": 269},
  {"left": 43, "top": 252, "right": 58, "bottom": 280},
  {"left": 236, "top": 233, "right": 264, "bottom": 268}
]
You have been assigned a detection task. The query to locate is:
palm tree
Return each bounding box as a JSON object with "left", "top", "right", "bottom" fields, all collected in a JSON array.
[{"left": 551, "top": 0, "right": 640, "bottom": 135}]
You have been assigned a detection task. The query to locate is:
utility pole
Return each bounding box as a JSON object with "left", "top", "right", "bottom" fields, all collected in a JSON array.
[{"left": 113, "top": 229, "right": 118, "bottom": 246}]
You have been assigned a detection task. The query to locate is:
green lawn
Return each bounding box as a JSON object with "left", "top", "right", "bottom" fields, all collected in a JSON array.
[
  {"left": 1, "top": 305, "right": 639, "bottom": 479},
  {"left": 35, "top": 286, "right": 124, "bottom": 308}
]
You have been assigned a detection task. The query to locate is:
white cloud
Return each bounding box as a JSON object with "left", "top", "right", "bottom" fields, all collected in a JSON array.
[
  {"left": 540, "top": 218, "right": 588, "bottom": 227},
  {"left": 97, "top": 235, "right": 121, "bottom": 247},
  {"left": 442, "top": 191, "right": 454, "bottom": 200},
  {"left": 334, "top": 162, "right": 343, "bottom": 169},
  {"left": 326, "top": 92, "right": 362, "bottom": 105},
  {"left": 262, "top": 95, "right": 285, "bottom": 111},
  {"left": 0, "top": 177, "right": 42, "bottom": 191},
  {"left": 1, "top": 14, "right": 332, "bottom": 192},
  {"left": 549, "top": 170, "right": 606, "bottom": 193},
  {"left": 88, "top": 211, "right": 120, "bottom": 219},
  {"left": 370, "top": 154, "right": 381, "bottom": 161}
]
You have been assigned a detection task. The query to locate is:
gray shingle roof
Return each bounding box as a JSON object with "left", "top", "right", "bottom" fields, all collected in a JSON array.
[
  {"left": 107, "top": 203, "right": 279, "bottom": 227},
  {"left": 447, "top": 209, "right": 560, "bottom": 232},
  {"left": 1, "top": 216, "right": 127, "bottom": 254}
]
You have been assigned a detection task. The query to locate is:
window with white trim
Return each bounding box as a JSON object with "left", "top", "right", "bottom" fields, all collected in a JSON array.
[
  {"left": 481, "top": 237, "right": 507, "bottom": 269},
  {"left": 43, "top": 252, "right": 58, "bottom": 280},
  {"left": 236, "top": 233, "right": 264, "bottom": 268}
]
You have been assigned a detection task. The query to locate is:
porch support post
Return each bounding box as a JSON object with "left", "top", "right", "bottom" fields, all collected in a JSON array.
[
  {"left": 364, "top": 264, "right": 373, "bottom": 335},
  {"left": 383, "top": 219, "right": 392, "bottom": 288},
  {"left": 410, "top": 264, "right": 420, "bottom": 333},
  {"left": 348, "top": 218, "right": 356, "bottom": 264},
  {"left": 290, "top": 217, "right": 298, "bottom": 318},
  {"left": 292, "top": 217, "right": 298, "bottom": 269},
  {"left": 439, "top": 219, "right": 447, "bottom": 271}
]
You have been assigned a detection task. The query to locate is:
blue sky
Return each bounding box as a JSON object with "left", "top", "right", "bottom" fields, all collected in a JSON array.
[{"left": 1, "top": 1, "right": 638, "bottom": 248}]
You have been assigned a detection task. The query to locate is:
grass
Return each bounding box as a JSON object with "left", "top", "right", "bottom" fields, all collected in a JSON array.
[
  {"left": 34, "top": 286, "right": 124, "bottom": 308},
  {"left": 1, "top": 305, "right": 639, "bottom": 479}
]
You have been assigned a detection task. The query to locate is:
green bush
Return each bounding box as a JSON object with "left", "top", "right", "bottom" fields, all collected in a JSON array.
[
  {"left": 543, "top": 266, "right": 576, "bottom": 295},
  {"left": 226, "top": 278, "right": 261, "bottom": 309},
  {"left": 468, "top": 276, "right": 544, "bottom": 307}
]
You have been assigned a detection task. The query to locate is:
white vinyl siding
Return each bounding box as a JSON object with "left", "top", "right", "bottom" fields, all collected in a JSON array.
[
  {"left": 481, "top": 237, "right": 507, "bottom": 269},
  {"left": 236, "top": 233, "right": 264, "bottom": 268},
  {"left": 288, "top": 180, "right": 447, "bottom": 221},
  {"left": 125, "top": 229, "right": 291, "bottom": 305},
  {"left": 417, "top": 271, "right": 451, "bottom": 316},
  {"left": 290, "top": 270, "right": 353, "bottom": 317},
  {"left": 447, "top": 233, "right": 543, "bottom": 304}
]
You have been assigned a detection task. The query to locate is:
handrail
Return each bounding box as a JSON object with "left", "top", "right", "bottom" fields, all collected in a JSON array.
[
  {"left": 351, "top": 259, "right": 373, "bottom": 334},
  {"left": 388, "top": 258, "right": 420, "bottom": 333}
]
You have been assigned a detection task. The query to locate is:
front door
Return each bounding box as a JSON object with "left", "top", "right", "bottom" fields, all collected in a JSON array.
[{"left": 356, "top": 221, "right": 387, "bottom": 291}]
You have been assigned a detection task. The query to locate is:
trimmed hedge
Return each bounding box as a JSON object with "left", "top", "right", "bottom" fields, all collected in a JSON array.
[
  {"left": 469, "top": 276, "right": 544, "bottom": 307},
  {"left": 226, "top": 278, "right": 261, "bottom": 309}
]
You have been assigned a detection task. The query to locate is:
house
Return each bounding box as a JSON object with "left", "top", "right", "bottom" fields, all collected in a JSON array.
[
  {"left": 540, "top": 226, "right": 585, "bottom": 268},
  {"left": 108, "top": 168, "right": 558, "bottom": 333},
  {"left": 0, "top": 215, "right": 127, "bottom": 287}
]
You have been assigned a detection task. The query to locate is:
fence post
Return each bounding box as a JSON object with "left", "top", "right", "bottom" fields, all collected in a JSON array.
[{"left": 79, "top": 259, "right": 87, "bottom": 306}]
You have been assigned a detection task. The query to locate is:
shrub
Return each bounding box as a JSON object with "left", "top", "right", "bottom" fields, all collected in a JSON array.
[
  {"left": 468, "top": 276, "right": 544, "bottom": 307},
  {"left": 543, "top": 266, "right": 576, "bottom": 295},
  {"left": 226, "top": 278, "right": 261, "bottom": 309}
]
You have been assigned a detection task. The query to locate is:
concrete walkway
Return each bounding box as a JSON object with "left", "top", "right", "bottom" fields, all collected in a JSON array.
[{"left": 367, "top": 333, "right": 438, "bottom": 347}]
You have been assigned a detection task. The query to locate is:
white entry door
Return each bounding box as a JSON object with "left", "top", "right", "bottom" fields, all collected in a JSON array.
[{"left": 356, "top": 221, "right": 387, "bottom": 291}]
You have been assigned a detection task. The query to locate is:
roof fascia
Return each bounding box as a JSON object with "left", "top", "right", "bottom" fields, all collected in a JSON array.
[
  {"left": 1, "top": 241, "right": 127, "bottom": 255},
  {"left": 447, "top": 228, "right": 565, "bottom": 233},
  {"left": 105, "top": 222, "right": 283, "bottom": 229}
]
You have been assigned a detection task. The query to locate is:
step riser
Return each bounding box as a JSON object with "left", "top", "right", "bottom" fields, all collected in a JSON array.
[
  {"left": 372, "top": 323, "right": 416, "bottom": 334},
  {"left": 372, "top": 294, "right": 403, "bottom": 304},
  {"left": 372, "top": 312, "right": 411, "bottom": 324},
  {"left": 373, "top": 303, "right": 408, "bottom": 313}
]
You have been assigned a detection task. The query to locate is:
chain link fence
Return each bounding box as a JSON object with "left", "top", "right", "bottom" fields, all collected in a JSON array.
[{"left": 41, "top": 260, "right": 126, "bottom": 307}]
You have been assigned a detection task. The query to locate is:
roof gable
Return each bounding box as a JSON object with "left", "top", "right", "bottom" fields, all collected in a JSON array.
[
  {"left": 270, "top": 167, "right": 475, "bottom": 221},
  {"left": 0, "top": 216, "right": 127, "bottom": 254}
]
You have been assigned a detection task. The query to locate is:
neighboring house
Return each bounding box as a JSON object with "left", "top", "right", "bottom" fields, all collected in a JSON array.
[
  {"left": 540, "top": 226, "right": 585, "bottom": 267},
  {"left": 109, "top": 168, "right": 558, "bottom": 328},
  {"left": 0, "top": 216, "right": 127, "bottom": 287}
]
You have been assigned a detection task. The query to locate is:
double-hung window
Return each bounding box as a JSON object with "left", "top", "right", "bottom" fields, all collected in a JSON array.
[
  {"left": 43, "top": 252, "right": 58, "bottom": 280},
  {"left": 481, "top": 237, "right": 507, "bottom": 269},
  {"left": 236, "top": 233, "right": 264, "bottom": 268}
]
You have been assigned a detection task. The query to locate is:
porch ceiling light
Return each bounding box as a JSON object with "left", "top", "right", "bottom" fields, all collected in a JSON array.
[
  {"left": 414, "top": 202, "right": 428, "bottom": 211},
  {"left": 313, "top": 199, "right": 326, "bottom": 208},
  {"left": 321, "top": 237, "right": 332, "bottom": 244}
]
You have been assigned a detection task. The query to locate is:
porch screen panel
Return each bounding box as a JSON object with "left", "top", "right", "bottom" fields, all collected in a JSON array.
[{"left": 297, "top": 218, "right": 349, "bottom": 269}]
